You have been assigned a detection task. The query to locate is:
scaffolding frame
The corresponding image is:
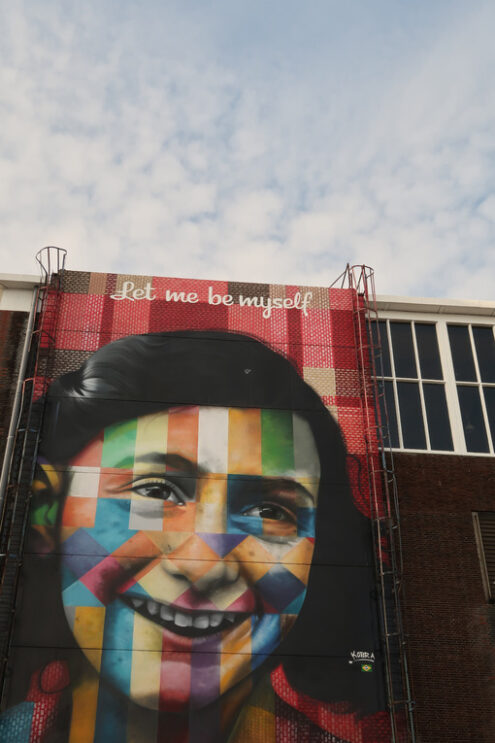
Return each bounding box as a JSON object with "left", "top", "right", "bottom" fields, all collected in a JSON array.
[
  {"left": 0, "top": 247, "right": 66, "bottom": 706},
  {"left": 331, "top": 264, "right": 416, "bottom": 742}
]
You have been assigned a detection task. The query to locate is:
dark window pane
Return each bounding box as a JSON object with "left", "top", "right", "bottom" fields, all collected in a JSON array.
[
  {"left": 473, "top": 326, "right": 495, "bottom": 383},
  {"left": 397, "top": 381, "right": 426, "bottom": 449},
  {"left": 483, "top": 387, "right": 495, "bottom": 447},
  {"left": 370, "top": 320, "right": 379, "bottom": 357},
  {"left": 371, "top": 320, "right": 392, "bottom": 377},
  {"left": 415, "top": 323, "right": 443, "bottom": 380},
  {"left": 423, "top": 383, "right": 453, "bottom": 451},
  {"left": 457, "top": 385, "right": 489, "bottom": 453},
  {"left": 377, "top": 380, "right": 399, "bottom": 447},
  {"left": 390, "top": 322, "right": 417, "bottom": 378},
  {"left": 448, "top": 325, "right": 476, "bottom": 381},
  {"left": 385, "top": 380, "right": 400, "bottom": 448}
]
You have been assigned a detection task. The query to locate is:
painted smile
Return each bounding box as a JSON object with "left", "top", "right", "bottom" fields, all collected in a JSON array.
[{"left": 121, "top": 594, "right": 251, "bottom": 638}]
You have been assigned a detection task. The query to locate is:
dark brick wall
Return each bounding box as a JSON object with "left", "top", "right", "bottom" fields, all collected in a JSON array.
[
  {"left": 393, "top": 452, "right": 495, "bottom": 743},
  {"left": 0, "top": 310, "right": 28, "bottom": 465}
]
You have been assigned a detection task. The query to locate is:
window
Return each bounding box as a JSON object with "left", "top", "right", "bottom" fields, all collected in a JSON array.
[
  {"left": 448, "top": 324, "right": 495, "bottom": 454},
  {"left": 371, "top": 320, "right": 453, "bottom": 452},
  {"left": 372, "top": 315, "right": 495, "bottom": 455},
  {"left": 473, "top": 512, "right": 495, "bottom": 602}
]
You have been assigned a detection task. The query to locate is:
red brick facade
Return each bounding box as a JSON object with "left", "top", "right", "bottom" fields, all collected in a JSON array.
[{"left": 394, "top": 452, "right": 495, "bottom": 742}]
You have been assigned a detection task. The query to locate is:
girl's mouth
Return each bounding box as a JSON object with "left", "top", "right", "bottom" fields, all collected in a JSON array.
[{"left": 120, "top": 594, "right": 251, "bottom": 638}]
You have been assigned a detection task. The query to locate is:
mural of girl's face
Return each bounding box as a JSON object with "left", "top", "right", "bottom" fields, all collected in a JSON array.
[{"left": 59, "top": 406, "right": 320, "bottom": 713}]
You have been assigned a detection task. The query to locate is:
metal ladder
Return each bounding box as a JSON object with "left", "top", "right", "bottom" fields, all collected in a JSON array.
[
  {"left": 332, "top": 264, "right": 416, "bottom": 743},
  {"left": 0, "top": 247, "right": 66, "bottom": 706}
]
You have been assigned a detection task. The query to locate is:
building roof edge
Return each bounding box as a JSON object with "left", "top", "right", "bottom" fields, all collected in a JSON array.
[
  {"left": 375, "top": 294, "right": 495, "bottom": 317},
  {"left": 0, "top": 273, "right": 40, "bottom": 289}
]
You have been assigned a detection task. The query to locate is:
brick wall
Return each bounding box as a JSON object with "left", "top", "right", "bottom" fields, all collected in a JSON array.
[{"left": 393, "top": 452, "right": 495, "bottom": 743}]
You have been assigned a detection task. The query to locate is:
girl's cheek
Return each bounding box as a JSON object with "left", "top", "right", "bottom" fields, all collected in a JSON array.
[
  {"left": 280, "top": 538, "right": 315, "bottom": 587},
  {"left": 61, "top": 495, "right": 97, "bottom": 529}
]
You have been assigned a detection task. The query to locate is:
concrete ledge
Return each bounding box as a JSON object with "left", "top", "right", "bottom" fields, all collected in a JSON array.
[
  {"left": 375, "top": 294, "right": 495, "bottom": 317},
  {"left": 0, "top": 274, "right": 39, "bottom": 289}
]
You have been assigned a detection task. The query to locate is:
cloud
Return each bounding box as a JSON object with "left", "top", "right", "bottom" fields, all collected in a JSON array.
[{"left": 0, "top": 0, "right": 493, "bottom": 301}]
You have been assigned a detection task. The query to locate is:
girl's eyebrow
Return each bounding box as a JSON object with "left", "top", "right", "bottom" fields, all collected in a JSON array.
[
  {"left": 133, "top": 452, "right": 203, "bottom": 475},
  {"left": 270, "top": 478, "right": 315, "bottom": 504},
  {"left": 231, "top": 477, "right": 315, "bottom": 506}
]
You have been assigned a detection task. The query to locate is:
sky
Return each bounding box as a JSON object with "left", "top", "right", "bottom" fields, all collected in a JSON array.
[{"left": 1, "top": 0, "right": 494, "bottom": 299}]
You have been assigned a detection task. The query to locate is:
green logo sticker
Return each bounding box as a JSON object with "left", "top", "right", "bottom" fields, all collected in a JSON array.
[{"left": 361, "top": 663, "right": 373, "bottom": 672}]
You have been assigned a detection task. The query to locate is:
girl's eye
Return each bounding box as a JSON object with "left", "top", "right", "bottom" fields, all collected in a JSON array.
[
  {"left": 243, "top": 503, "right": 295, "bottom": 523},
  {"left": 131, "top": 480, "right": 185, "bottom": 504}
]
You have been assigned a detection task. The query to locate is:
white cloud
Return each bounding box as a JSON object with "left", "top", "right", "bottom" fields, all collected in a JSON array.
[{"left": 0, "top": 0, "right": 493, "bottom": 300}]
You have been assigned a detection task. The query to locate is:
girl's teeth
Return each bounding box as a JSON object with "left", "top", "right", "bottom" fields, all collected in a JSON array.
[
  {"left": 175, "top": 611, "right": 192, "bottom": 627},
  {"left": 129, "top": 598, "right": 244, "bottom": 631},
  {"left": 147, "top": 601, "right": 159, "bottom": 615},
  {"left": 160, "top": 604, "right": 173, "bottom": 621}
]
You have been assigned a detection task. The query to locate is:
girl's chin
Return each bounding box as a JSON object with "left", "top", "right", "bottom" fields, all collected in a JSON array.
[
  {"left": 78, "top": 610, "right": 285, "bottom": 712},
  {"left": 109, "top": 655, "right": 255, "bottom": 713},
  {"left": 130, "top": 686, "right": 229, "bottom": 714}
]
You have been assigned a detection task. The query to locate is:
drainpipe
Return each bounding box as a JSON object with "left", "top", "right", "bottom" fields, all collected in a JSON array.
[{"left": 0, "top": 285, "right": 39, "bottom": 522}]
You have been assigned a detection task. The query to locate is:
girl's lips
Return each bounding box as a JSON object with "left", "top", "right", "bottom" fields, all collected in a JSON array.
[{"left": 120, "top": 594, "right": 252, "bottom": 638}]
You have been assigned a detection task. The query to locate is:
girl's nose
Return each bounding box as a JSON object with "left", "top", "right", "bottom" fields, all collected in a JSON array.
[
  {"left": 162, "top": 534, "right": 240, "bottom": 593},
  {"left": 193, "top": 476, "right": 229, "bottom": 533}
]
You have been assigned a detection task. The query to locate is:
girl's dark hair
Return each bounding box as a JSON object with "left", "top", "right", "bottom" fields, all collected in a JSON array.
[{"left": 40, "top": 330, "right": 384, "bottom": 714}]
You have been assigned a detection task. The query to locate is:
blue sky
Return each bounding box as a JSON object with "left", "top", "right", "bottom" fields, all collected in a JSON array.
[{"left": 1, "top": 1, "right": 494, "bottom": 298}]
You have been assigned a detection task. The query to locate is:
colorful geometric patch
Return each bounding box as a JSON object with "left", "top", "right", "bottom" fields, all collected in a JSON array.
[{"left": 256, "top": 566, "right": 306, "bottom": 613}]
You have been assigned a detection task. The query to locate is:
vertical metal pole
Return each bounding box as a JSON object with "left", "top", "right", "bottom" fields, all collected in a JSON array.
[{"left": 0, "top": 286, "right": 39, "bottom": 523}]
